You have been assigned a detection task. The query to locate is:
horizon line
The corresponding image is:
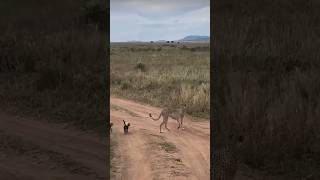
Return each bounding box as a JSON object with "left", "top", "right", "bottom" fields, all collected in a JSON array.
[{"left": 111, "top": 35, "right": 210, "bottom": 43}]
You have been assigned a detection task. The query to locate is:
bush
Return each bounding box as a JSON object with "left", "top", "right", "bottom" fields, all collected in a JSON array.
[{"left": 135, "top": 62, "right": 146, "bottom": 72}]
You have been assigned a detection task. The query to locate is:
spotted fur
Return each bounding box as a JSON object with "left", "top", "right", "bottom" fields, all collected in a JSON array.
[{"left": 149, "top": 104, "right": 187, "bottom": 133}]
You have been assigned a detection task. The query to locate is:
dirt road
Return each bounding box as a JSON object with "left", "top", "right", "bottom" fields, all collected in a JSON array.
[
  {"left": 110, "top": 97, "right": 210, "bottom": 180},
  {"left": 0, "top": 111, "right": 107, "bottom": 180}
]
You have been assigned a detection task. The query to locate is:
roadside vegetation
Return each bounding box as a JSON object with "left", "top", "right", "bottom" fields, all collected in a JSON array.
[
  {"left": 213, "top": 0, "right": 320, "bottom": 178},
  {"left": 0, "top": 0, "right": 107, "bottom": 133},
  {"left": 110, "top": 43, "right": 210, "bottom": 119}
]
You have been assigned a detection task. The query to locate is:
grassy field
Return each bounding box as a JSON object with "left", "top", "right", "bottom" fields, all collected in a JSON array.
[
  {"left": 110, "top": 42, "right": 210, "bottom": 119},
  {"left": 0, "top": 0, "right": 107, "bottom": 133},
  {"left": 213, "top": 0, "right": 320, "bottom": 178}
]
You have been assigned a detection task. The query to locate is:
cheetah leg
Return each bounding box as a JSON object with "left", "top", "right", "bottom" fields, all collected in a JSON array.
[
  {"left": 180, "top": 116, "right": 184, "bottom": 129},
  {"left": 165, "top": 122, "right": 170, "bottom": 132},
  {"left": 174, "top": 119, "right": 181, "bottom": 129},
  {"left": 159, "top": 121, "right": 165, "bottom": 133}
]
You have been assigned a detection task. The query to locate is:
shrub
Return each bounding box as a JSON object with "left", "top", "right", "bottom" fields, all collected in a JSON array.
[{"left": 135, "top": 62, "right": 146, "bottom": 72}]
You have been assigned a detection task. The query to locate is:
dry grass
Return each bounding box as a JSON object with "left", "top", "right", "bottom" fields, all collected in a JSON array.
[
  {"left": 110, "top": 43, "right": 210, "bottom": 119},
  {"left": 213, "top": 0, "right": 320, "bottom": 177},
  {"left": 0, "top": 0, "right": 107, "bottom": 133}
]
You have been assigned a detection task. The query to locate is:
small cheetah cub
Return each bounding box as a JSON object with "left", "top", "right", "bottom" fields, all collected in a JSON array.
[{"left": 123, "top": 120, "right": 130, "bottom": 134}]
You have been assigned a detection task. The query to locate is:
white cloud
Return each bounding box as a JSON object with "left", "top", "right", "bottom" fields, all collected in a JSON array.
[
  {"left": 110, "top": 1, "right": 210, "bottom": 42},
  {"left": 140, "top": 6, "right": 210, "bottom": 27},
  {"left": 111, "top": 0, "right": 209, "bottom": 18}
]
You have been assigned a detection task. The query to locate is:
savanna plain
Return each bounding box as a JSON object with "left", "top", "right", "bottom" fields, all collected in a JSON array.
[{"left": 110, "top": 42, "right": 211, "bottom": 180}]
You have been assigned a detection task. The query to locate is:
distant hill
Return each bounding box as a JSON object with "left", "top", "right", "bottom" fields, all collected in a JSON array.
[
  {"left": 179, "top": 35, "right": 209, "bottom": 42},
  {"left": 122, "top": 35, "right": 210, "bottom": 43}
]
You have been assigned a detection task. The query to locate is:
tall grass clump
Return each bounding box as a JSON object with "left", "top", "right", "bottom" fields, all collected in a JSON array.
[
  {"left": 213, "top": 0, "right": 320, "bottom": 177},
  {"left": 135, "top": 61, "right": 147, "bottom": 72}
]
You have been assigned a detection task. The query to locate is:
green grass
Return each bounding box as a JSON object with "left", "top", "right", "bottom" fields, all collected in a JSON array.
[
  {"left": 110, "top": 43, "right": 210, "bottom": 119},
  {"left": 158, "top": 141, "right": 178, "bottom": 153}
]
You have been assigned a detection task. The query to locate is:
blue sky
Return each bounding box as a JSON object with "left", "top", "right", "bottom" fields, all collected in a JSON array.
[{"left": 111, "top": 0, "right": 210, "bottom": 42}]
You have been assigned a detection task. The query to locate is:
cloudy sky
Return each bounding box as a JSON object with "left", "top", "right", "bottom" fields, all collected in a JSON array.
[{"left": 111, "top": 0, "right": 210, "bottom": 42}]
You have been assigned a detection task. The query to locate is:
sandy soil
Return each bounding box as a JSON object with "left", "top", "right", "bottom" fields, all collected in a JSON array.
[
  {"left": 0, "top": 111, "right": 107, "bottom": 180},
  {"left": 110, "top": 97, "right": 210, "bottom": 180},
  {"left": 109, "top": 97, "right": 298, "bottom": 180}
]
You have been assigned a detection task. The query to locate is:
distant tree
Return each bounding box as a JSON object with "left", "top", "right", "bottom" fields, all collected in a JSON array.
[{"left": 150, "top": 41, "right": 154, "bottom": 43}]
